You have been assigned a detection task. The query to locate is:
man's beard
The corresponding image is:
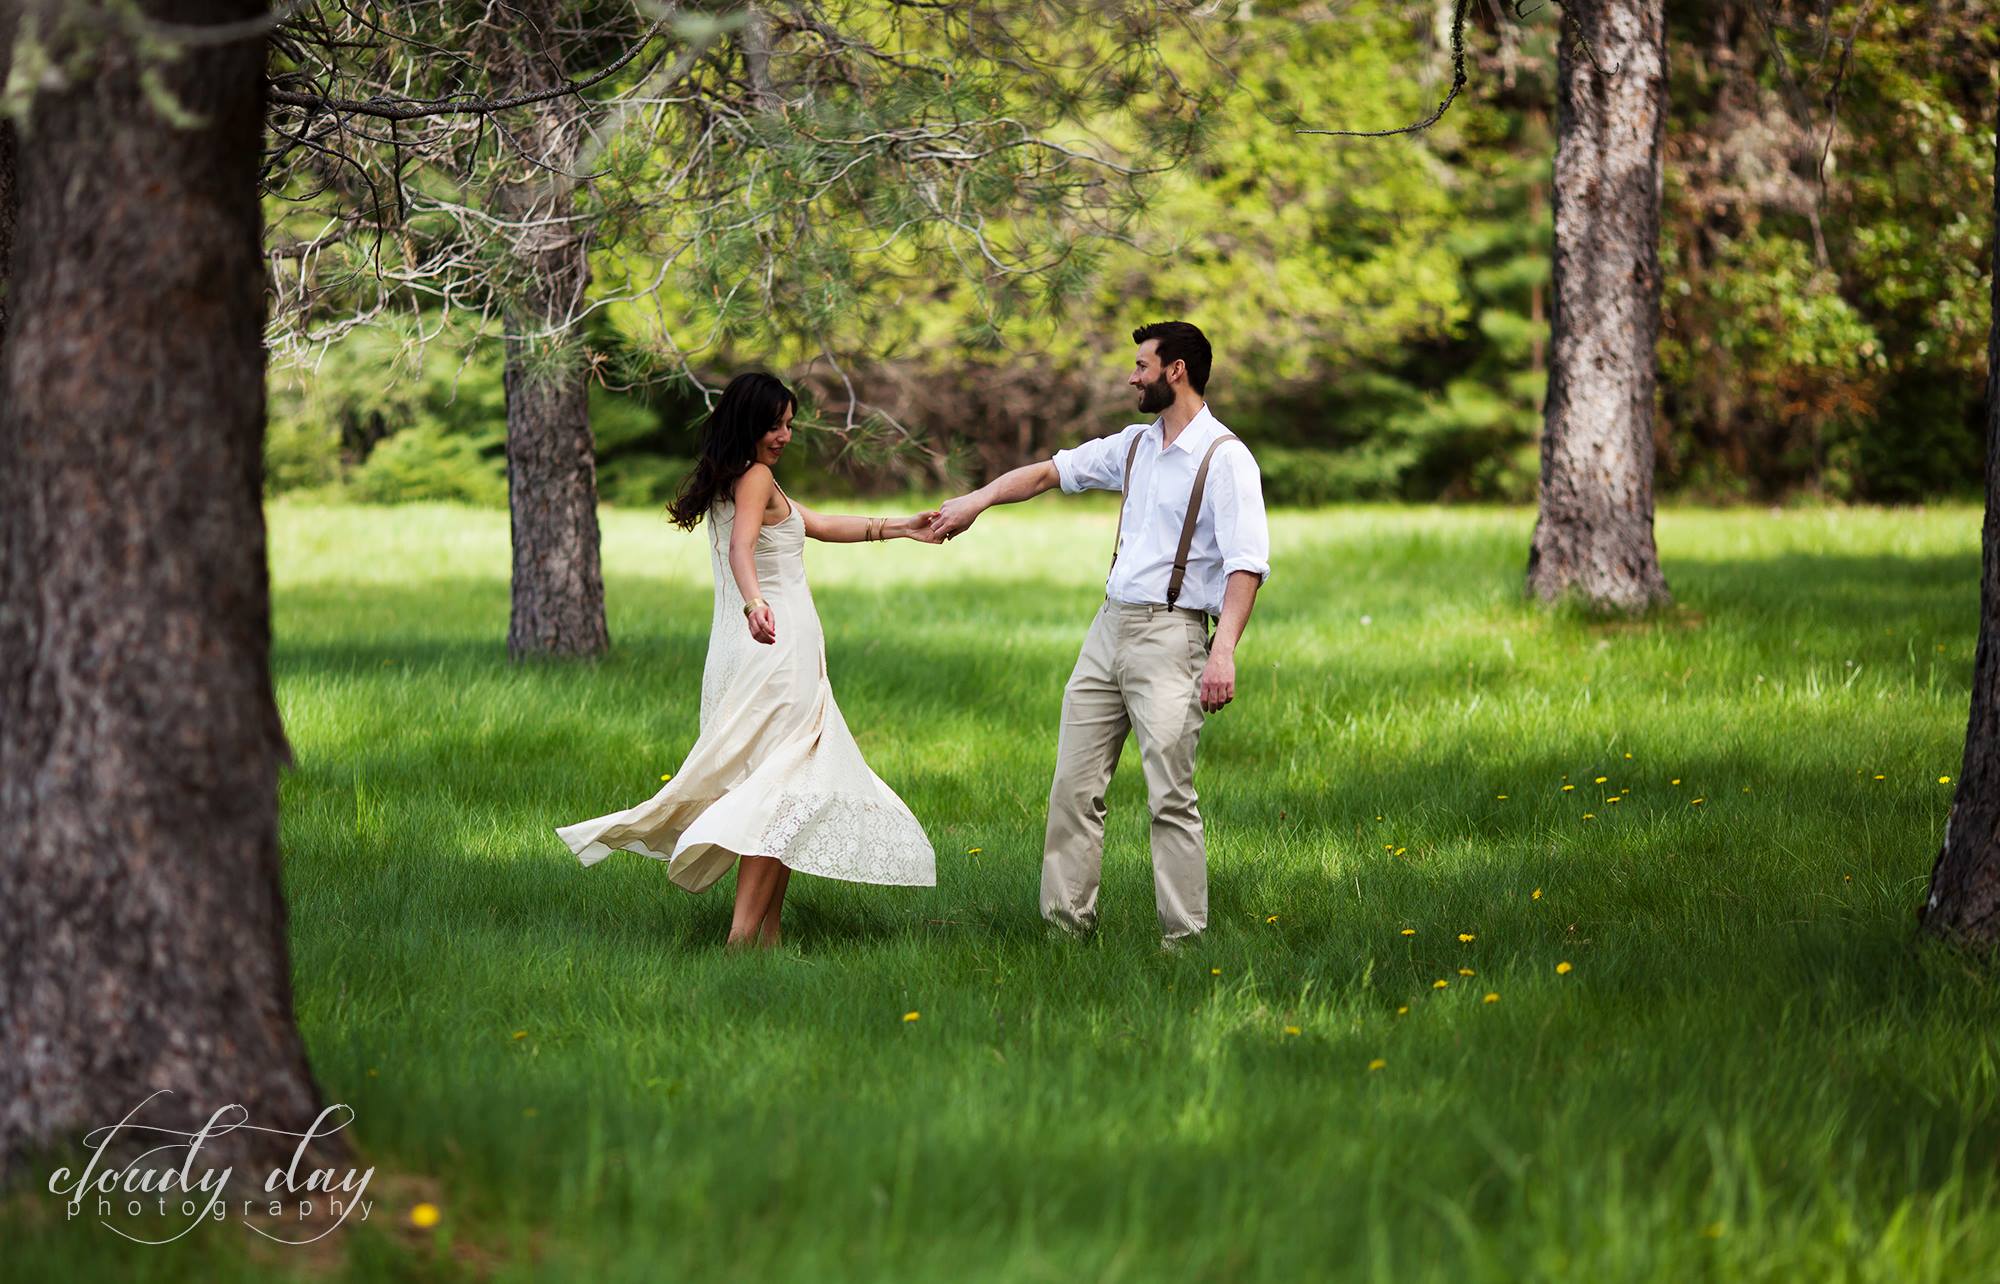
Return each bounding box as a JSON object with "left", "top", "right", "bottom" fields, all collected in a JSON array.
[{"left": 1136, "top": 376, "right": 1173, "bottom": 414}]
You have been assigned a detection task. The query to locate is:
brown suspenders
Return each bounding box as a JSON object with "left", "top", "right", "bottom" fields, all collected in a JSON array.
[
  {"left": 1107, "top": 425, "right": 1243, "bottom": 609},
  {"left": 1107, "top": 430, "right": 1146, "bottom": 578}
]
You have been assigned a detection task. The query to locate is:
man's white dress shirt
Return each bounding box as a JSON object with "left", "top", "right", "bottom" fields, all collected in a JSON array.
[{"left": 1051, "top": 403, "right": 1271, "bottom": 618}]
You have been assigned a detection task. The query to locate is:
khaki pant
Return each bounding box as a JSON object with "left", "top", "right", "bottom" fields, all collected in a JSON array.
[{"left": 1041, "top": 600, "right": 1211, "bottom": 940}]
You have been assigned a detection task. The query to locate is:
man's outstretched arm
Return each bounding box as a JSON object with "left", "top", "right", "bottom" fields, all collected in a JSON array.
[{"left": 930, "top": 460, "right": 1060, "bottom": 539}]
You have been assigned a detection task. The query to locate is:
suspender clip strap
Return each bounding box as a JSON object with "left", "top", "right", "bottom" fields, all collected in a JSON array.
[
  {"left": 1105, "top": 424, "right": 1243, "bottom": 610},
  {"left": 1107, "top": 428, "right": 1146, "bottom": 577},
  {"left": 1166, "top": 434, "right": 1240, "bottom": 608}
]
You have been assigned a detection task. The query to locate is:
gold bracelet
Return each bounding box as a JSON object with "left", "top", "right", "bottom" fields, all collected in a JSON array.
[{"left": 743, "top": 597, "right": 768, "bottom": 616}]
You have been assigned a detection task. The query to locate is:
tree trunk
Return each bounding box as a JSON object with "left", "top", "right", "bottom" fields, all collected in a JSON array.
[
  {"left": 0, "top": 1, "right": 342, "bottom": 1182},
  {"left": 501, "top": 61, "right": 609, "bottom": 662},
  {"left": 1524, "top": 0, "right": 1673, "bottom": 613},
  {"left": 1920, "top": 83, "right": 2000, "bottom": 948},
  {"left": 0, "top": 5, "right": 16, "bottom": 374}
]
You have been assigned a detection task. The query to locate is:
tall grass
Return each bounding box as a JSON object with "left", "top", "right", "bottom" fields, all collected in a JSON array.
[{"left": 8, "top": 500, "right": 1998, "bottom": 1282}]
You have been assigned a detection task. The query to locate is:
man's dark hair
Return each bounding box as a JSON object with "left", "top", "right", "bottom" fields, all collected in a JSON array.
[{"left": 1132, "top": 320, "right": 1212, "bottom": 395}]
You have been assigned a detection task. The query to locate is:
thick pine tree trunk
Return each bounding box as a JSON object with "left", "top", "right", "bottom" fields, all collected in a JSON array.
[
  {"left": 1920, "top": 86, "right": 2000, "bottom": 948},
  {"left": 0, "top": 2, "right": 341, "bottom": 1181},
  {"left": 501, "top": 78, "right": 609, "bottom": 662},
  {"left": 1525, "top": 0, "right": 1674, "bottom": 613}
]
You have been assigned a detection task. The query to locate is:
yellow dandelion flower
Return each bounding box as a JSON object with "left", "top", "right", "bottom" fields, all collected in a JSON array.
[
  {"left": 1562, "top": 784, "right": 1576, "bottom": 791},
  {"left": 968, "top": 847, "right": 983, "bottom": 854},
  {"left": 1266, "top": 914, "right": 1279, "bottom": 923},
  {"left": 660, "top": 772, "right": 673, "bottom": 782},
  {"left": 1211, "top": 967, "right": 1222, "bottom": 976},
  {"left": 1367, "top": 1058, "right": 1387, "bottom": 1072},
  {"left": 1556, "top": 961, "right": 1573, "bottom": 974},
  {"left": 1458, "top": 967, "right": 1476, "bottom": 977},
  {"left": 1395, "top": 1005, "right": 1409, "bottom": 1016},
  {"left": 1457, "top": 933, "right": 1476, "bottom": 942},
  {"left": 1672, "top": 778, "right": 1682, "bottom": 785},
  {"left": 1394, "top": 847, "right": 1407, "bottom": 856},
  {"left": 1623, "top": 752, "right": 1633, "bottom": 759},
  {"left": 1433, "top": 979, "right": 1449, "bottom": 989},
  {"left": 1606, "top": 797, "right": 1622, "bottom": 804},
  {"left": 1375, "top": 815, "right": 1384, "bottom": 821},
  {"left": 1496, "top": 794, "right": 1509, "bottom": 800},
  {"left": 1483, "top": 992, "right": 1499, "bottom": 1004},
  {"left": 1384, "top": 843, "right": 1394, "bottom": 850},
  {"left": 1283, "top": 1025, "right": 1301, "bottom": 1036},
  {"left": 1400, "top": 928, "right": 1416, "bottom": 936},
  {"left": 410, "top": 1203, "right": 441, "bottom": 1229},
  {"left": 1620, "top": 788, "right": 1630, "bottom": 794},
  {"left": 1594, "top": 776, "right": 1608, "bottom": 784},
  {"left": 1872, "top": 774, "right": 1885, "bottom": 780},
  {"left": 902, "top": 1011, "right": 920, "bottom": 1022},
  {"left": 1690, "top": 798, "right": 1705, "bottom": 806},
  {"left": 1531, "top": 888, "right": 1543, "bottom": 900},
  {"left": 1940, "top": 775, "right": 1953, "bottom": 784},
  {"left": 511, "top": 1030, "right": 527, "bottom": 1040},
  {"left": 1582, "top": 813, "right": 1596, "bottom": 820}
]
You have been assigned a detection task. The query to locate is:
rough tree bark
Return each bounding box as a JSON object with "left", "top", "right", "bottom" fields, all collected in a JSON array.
[
  {"left": 1920, "top": 83, "right": 2000, "bottom": 949},
  {"left": 1524, "top": 0, "right": 1674, "bottom": 613},
  {"left": 0, "top": 1, "right": 343, "bottom": 1181},
  {"left": 499, "top": 26, "right": 609, "bottom": 662},
  {"left": 0, "top": 6, "right": 15, "bottom": 373}
]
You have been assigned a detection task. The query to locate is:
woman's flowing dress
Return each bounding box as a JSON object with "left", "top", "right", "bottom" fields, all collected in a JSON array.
[{"left": 554, "top": 496, "right": 936, "bottom": 891}]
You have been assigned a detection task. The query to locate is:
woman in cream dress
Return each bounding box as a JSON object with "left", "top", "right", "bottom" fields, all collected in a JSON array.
[{"left": 555, "top": 372, "right": 940, "bottom": 948}]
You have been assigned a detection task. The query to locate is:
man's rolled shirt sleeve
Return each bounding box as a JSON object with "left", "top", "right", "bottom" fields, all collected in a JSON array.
[
  {"left": 1213, "top": 447, "right": 1272, "bottom": 585},
  {"left": 1053, "top": 425, "right": 1138, "bottom": 495}
]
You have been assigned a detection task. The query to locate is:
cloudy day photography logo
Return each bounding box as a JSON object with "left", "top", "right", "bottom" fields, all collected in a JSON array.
[{"left": 46, "top": 1089, "right": 376, "bottom": 1246}]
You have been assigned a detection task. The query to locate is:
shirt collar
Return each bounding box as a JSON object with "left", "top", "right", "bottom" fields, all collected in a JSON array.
[{"left": 1150, "top": 402, "right": 1219, "bottom": 455}]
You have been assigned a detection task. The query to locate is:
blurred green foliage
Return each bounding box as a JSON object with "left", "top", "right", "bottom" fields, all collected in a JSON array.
[{"left": 264, "top": 1, "right": 1996, "bottom": 507}]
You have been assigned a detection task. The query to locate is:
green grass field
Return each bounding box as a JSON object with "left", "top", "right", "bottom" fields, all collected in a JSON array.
[{"left": 11, "top": 499, "right": 2000, "bottom": 1282}]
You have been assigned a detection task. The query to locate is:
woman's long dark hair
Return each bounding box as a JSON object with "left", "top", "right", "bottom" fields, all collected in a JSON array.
[{"left": 666, "top": 371, "right": 797, "bottom": 531}]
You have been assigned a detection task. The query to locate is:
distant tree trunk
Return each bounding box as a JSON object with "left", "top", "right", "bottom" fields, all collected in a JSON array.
[
  {"left": 1524, "top": 0, "right": 1673, "bottom": 613},
  {"left": 0, "top": 1, "right": 341, "bottom": 1180},
  {"left": 1527, "top": 107, "right": 1547, "bottom": 407},
  {"left": 0, "top": 6, "right": 16, "bottom": 373},
  {"left": 500, "top": 48, "right": 609, "bottom": 662},
  {"left": 1920, "top": 85, "right": 2000, "bottom": 949}
]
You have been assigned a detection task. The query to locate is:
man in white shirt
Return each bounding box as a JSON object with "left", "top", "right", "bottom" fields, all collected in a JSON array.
[{"left": 929, "top": 321, "right": 1270, "bottom": 947}]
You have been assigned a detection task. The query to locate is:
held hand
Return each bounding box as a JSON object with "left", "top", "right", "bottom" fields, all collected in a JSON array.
[
  {"left": 929, "top": 494, "right": 981, "bottom": 541},
  {"left": 746, "top": 604, "right": 777, "bottom": 645},
  {"left": 1199, "top": 650, "right": 1236, "bottom": 713},
  {"left": 903, "top": 511, "right": 946, "bottom": 545}
]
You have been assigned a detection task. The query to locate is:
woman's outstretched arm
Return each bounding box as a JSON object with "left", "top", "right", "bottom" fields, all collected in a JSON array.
[{"left": 795, "top": 502, "right": 944, "bottom": 544}]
